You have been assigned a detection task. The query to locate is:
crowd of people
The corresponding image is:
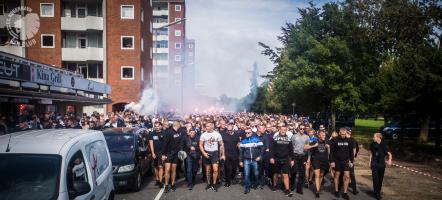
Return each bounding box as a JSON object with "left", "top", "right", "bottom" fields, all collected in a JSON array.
[
  {"left": 0, "top": 110, "right": 152, "bottom": 134},
  {"left": 0, "top": 111, "right": 392, "bottom": 200},
  {"left": 147, "top": 112, "right": 392, "bottom": 200}
]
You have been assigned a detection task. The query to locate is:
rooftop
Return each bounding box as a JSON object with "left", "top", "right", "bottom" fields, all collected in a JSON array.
[{"left": 0, "top": 129, "right": 102, "bottom": 154}]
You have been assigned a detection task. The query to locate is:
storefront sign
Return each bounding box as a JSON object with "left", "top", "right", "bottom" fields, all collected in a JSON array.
[
  {"left": 0, "top": 59, "right": 31, "bottom": 81},
  {"left": 1, "top": 51, "right": 111, "bottom": 95},
  {"left": 31, "top": 66, "right": 62, "bottom": 86}
]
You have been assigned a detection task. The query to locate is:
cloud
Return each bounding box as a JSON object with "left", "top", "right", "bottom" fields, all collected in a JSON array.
[{"left": 186, "top": 0, "right": 316, "bottom": 98}]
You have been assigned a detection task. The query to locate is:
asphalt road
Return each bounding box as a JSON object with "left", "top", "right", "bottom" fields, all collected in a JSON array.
[{"left": 115, "top": 173, "right": 377, "bottom": 200}]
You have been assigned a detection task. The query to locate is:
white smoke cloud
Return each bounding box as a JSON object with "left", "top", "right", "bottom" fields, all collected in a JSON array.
[
  {"left": 124, "top": 88, "right": 159, "bottom": 115},
  {"left": 186, "top": 0, "right": 310, "bottom": 98}
]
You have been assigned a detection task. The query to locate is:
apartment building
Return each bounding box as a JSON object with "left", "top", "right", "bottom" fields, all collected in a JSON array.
[
  {"left": 0, "top": 0, "right": 153, "bottom": 113},
  {"left": 152, "top": 0, "right": 185, "bottom": 109}
]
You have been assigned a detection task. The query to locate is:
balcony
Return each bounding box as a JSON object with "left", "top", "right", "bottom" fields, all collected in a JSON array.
[
  {"left": 153, "top": 22, "right": 169, "bottom": 29},
  {"left": 154, "top": 60, "right": 169, "bottom": 66},
  {"left": 0, "top": 45, "right": 24, "bottom": 57},
  {"left": 61, "top": 16, "right": 103, "bottom": 31},
  {"left": 155, "top": 47, "right": 169, "bottom": 54},
  {"left": 154, "top": 35, "right": 168, "bottom": 41},
  {"left": 153, "top": 10, "right": 168, "bottom": 16},
  {"left": 62, "top": 47, "right": 103, "bottom": 61}
]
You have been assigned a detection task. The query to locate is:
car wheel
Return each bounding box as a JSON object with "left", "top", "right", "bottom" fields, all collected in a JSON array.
[
  {"left": 392, "top": 133, "right": 399, "bottom": 140},
  {"left": 133, "top": 171, "right": 142, "bottom": 192}
]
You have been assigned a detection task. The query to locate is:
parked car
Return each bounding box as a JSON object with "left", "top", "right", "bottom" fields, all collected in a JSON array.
[
  {"left": 103, "top": 127, "right": 152, "bottom": 192},
  {"left": 381, "top": 121, "right": 441, "bottom": 140},
  {"left": 0, "top": 129, "right": 115, "bottom": 200}
]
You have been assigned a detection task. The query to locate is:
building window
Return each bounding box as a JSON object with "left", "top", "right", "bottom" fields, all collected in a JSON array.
[
  {"left": 175, "top": 55, "right": 181, "bottom": 62},
  {"left": 175, "top": 43, "right": 181, "bottom": 49},
  {"left": 141, "top": 66, "right": 144, "bottom": 81},
  {"left": 174, "top": 67, "right": 181, "bottom": 74},
  {"left": 41, "top": 34, "right": 55, "bottom": 48},
  {"left": 121, "top": 36, "right": 134, "bottom": 49},
  {"left": 175, "top": 17, "right": 182, "bottom": 24},
  {"left": 189, "top": 52, "right": 193, "bottom": 56},
  {"left": 40, "top": 3, "right": 54, "bottom": 17},
  {"left": 175, "top": 30, "right": 181, "bottom": 37},
  {"left": 121, "top": 5, "right": 134, "bottom": 19},
  {"left": 0, "top": 4, "right": 5, "bottom": 15},
  {"left": 150, "top": 21, "right": 153, "bottom": 33},
  {"left": 141, "top": 38, "right": 144, "bottom": 52},
  {"left": 121, "top": 66, "right": 134, "bottom": 80},
  {"left": 189, "top": 44, "right": 194, "bottom": 48},
  {"left": 150, "top": 47, "right": 153, "bottom": 59},
  {"left": 175, "top": 5, "right": 181, "bottom": 11}
]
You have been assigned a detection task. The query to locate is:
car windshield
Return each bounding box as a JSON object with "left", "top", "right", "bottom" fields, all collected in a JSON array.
[
  {"left": 104, "top": 134, "right": 135, "bottom": 152},
  {"left": 0, "top": 154, "right": 61, "bottom": 200}
]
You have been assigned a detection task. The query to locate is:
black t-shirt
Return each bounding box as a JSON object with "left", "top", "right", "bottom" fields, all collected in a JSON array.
[
  {"left": 221, "top": 131, "right": 240, "bottom": 158},
  {"left": 370, "top": 141, "right": 389, "bottom": 167},
  {"left": 148, "top": 130, "right": 164, "bottom": 154},
  {"left": 311, "top": 140, "right": 329, "bottom": 161}
]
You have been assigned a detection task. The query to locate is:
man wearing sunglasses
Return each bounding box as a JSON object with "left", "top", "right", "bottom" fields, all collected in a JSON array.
[
  {"left": 290, "top": 124, "right": 310, "bottom": 194},
  {"left": 239, "top": 127, "right": 264, "bottom": 194}
]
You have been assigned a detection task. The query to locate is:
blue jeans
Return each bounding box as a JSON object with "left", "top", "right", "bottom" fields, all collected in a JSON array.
[
  {"left": 186, "top": 156, "right": 199, "bottom": 185},
  {"left": 243, "top": 159, "right": 259, "bottom": 190}
]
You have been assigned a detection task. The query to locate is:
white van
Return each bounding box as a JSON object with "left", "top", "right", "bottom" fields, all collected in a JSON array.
[{"left": 0, "top": 129, "right": 115, "bottom": 200}]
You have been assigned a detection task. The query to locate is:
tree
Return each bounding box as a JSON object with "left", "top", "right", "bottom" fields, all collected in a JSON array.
[{"left": 259, "top": 2, "right": 381, "bottom": 130}]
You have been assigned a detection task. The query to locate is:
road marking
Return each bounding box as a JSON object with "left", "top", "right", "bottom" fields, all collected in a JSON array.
[
  {"left": 154, "top": 187, "right": 165, "bottom": 200},
  {"left": 392, "top": 163, "right": 442, "bottom": 181},
  {"left": 153, "top": 178, "right": 185, "bottom": 200}
]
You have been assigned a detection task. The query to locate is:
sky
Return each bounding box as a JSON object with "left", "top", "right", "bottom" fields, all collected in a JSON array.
[{"left": 186, "top": 0, "right": 331, "bottom": 98}]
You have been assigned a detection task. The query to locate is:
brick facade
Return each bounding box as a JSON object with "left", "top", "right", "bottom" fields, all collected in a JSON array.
[{"left": 25, "top": 0, "right": 62, "bottom": 67}]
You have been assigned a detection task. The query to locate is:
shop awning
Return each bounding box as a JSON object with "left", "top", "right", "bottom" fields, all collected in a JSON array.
[{"left": 0, "top": 87, "right": 111, "bottom": 105}]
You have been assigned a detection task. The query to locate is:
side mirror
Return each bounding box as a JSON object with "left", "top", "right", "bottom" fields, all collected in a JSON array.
[{"left": 73, "top": 181, "right": 91, "bottom": 197}]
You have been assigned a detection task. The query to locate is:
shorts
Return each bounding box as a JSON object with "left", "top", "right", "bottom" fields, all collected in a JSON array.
[
  {"left": 164, "top": 154, "right": 179, "bottom": 164},
  {"left": 203, "top": 151, "right": 219, "bottom": 165},
  {"left": 274, "top": 158, "right": 291, "bottom": 174},
  {"left": 153, "top": 157, "right": 163, "bottom": 167},
  {"left": 311, "top": 158, "right": 329, "bottom": 172},
  {"left": 334, "top": 161, "right": 350, "bottom": 172}
]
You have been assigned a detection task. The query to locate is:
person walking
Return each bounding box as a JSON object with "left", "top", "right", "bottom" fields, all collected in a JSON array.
[
  {"left": 184, "top": 129, "right": 200, "bottom": 190},
  {"left": 290, "top": 124, "right": 310, "bottom": 194},
  {"left": 221, "top": 123, "right": 240, "bottom": 187},
  {"left": 149, "top": 121, "right": 165, "bottom": 188},
  {"left": 369, "top": 133, "right": 392, "bottom": 200},
  {"left": 239, "top": 127, "right": 264, "bottom": 194},
  {"left": 270, "top": 122, "right": 295, "bottom": 197},
  {"left": 330, "top": 127, "right": 354, "bottom": 200},
  {"left": 199, "top": 122, "right": 225, "bottom": 192}
]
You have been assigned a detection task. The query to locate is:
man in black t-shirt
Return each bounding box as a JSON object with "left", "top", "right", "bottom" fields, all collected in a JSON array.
[
  {"left": 330, "top": 127, "right": 354, "bottom": 200},
  {"left": 221, "top": 123, "right": 240, "bottom": 187},
  {"left": 149, "top": 122, "right": 165, "bottom": 188},
  {"left": 369, "top": 133, "right": 392, "bottom": 200}
]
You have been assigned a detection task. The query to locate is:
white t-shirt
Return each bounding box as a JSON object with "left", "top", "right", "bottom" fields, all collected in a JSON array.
[{"left": 200, "top": 131, "right": 223, "bottom": 152}]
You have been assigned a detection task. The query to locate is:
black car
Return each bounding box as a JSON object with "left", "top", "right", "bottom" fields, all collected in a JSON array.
[
  {"left": 103, "top": 127, "right": 152, "bottom": 191},
  {"left": 380, "top": 121, "right": 441, "bottom": 140}
]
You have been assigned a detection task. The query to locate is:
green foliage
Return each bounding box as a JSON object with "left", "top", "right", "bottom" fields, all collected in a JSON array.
[{"left": 255, "top": 0, "right": 442, "bottom": 140}]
